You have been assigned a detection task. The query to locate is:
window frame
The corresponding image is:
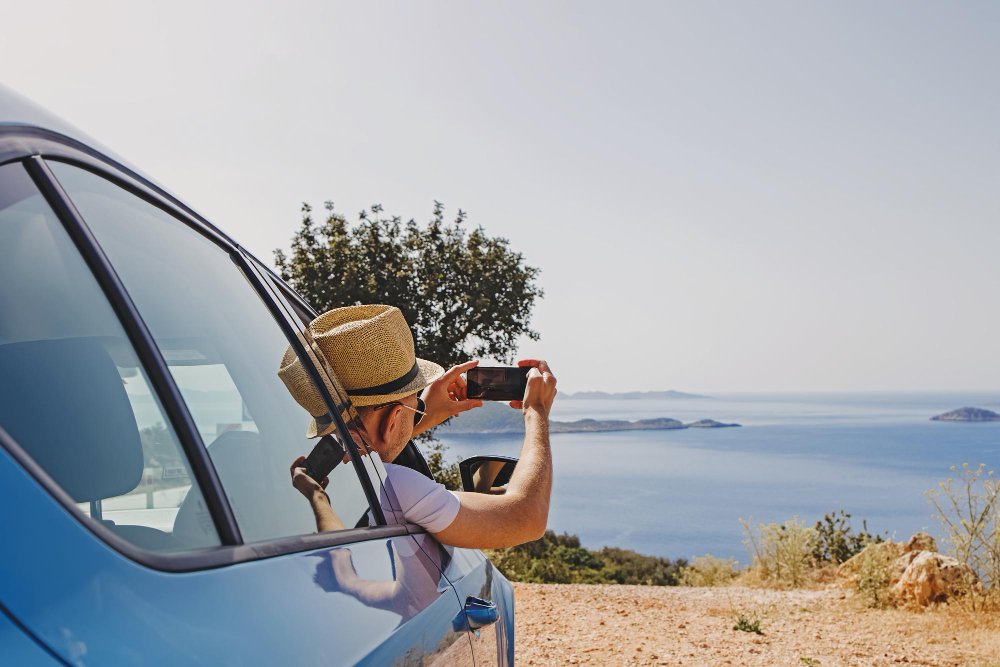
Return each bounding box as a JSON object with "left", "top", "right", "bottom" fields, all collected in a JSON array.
[{"left": 0, "top": 128, "right": 405, "bottom": 572}]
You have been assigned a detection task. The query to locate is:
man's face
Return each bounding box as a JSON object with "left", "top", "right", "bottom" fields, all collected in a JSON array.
[{"left": 354, "top": 393, "right": 419, "bottom": 462}]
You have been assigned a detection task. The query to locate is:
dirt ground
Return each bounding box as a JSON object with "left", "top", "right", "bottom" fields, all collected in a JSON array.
[{"left": 513, "top": 583, "right": 1000, "bottom": 667}]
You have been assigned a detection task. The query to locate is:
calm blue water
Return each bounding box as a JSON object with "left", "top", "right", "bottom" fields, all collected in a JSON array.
[{"left": 437, "top": 393, "right": 1000, "bottom": 562}]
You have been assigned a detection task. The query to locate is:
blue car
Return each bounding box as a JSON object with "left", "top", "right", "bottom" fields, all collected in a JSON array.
[{"left": 0, "top": 84, "right": 514, "bottom": 666}]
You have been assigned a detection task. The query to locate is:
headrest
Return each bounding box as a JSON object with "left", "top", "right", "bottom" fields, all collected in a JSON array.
[{"left": 0, "top": 338, "right": 144, "bottom": 502}]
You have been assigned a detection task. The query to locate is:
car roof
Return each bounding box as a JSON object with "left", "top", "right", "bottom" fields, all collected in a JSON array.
[{"left": 0, "top": 83, "right": 127, "bottom": 164}]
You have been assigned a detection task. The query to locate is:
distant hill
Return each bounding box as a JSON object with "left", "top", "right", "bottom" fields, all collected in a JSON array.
[
  {"left": 436, "top": 401, "right": 739, "bottom": 435},
  {"left": 931, "top": 407, "right": 1000, "bottom": 422},
  {"left": 562, "top": 390, "right": 711, "bottom": 400}
]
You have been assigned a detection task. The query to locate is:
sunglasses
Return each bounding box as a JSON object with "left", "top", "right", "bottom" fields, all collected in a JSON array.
[{"left": 373, "top": 396, "right": 426, "bottom": 426}]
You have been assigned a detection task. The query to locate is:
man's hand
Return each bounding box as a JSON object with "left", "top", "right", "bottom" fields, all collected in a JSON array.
[
  {"left": 289, "top": 455, "right": 345, "bottom": 533},
  {"left": 289, "top": 455, "right": 329, "bottom": 500},
  {"left": 509, "top": 359, "right": 557, "bottom": 417},
  {"left": 414, "top": 360, "right": 484, "bottom": 435}
]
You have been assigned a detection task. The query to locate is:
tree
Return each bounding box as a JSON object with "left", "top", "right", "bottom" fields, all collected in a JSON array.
[{"left": 274, "top": 201, "right": 543, "bottom": 368}]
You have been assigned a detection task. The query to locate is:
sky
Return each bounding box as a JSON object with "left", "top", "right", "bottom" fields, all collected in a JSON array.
[{"left": 2, "top": 1, "right": 998, "bottom": 393}]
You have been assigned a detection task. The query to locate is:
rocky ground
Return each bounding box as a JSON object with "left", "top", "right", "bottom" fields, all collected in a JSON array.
[{"left": 513, "top": 583, "right": 1000, "bottom": 666}]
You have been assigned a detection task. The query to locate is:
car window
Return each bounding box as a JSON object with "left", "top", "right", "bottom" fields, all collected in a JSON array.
[
  {"left": 0, "top": 161, "right": 220, "bottom": 552},
  {"left": 49, "top": 162, "right": 374, "bottom": 543}
]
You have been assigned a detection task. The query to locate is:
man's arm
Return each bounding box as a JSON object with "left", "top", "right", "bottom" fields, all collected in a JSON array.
[
  {"left": 431, "top": 359, "right": 556, "bottom": 549},
  {"left": 290, "top": 455, "right": 346, "bottom": 532}
]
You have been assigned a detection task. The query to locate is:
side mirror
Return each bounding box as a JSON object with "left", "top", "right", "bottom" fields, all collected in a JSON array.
[{"left": 459, "top": 456, "right": 518, "bottom": 493}]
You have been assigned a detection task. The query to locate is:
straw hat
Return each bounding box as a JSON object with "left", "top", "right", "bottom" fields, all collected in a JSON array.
[{"left": 278, "top": 305, "right": 444, "bottom": 438}]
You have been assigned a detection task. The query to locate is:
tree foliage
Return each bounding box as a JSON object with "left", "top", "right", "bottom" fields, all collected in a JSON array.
[{"left": 274, "top": 201, "right": 543, "bottom": 368}]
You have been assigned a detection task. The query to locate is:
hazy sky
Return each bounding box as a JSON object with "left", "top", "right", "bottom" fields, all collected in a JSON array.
[{"left": 3, "top": 1, "right": 998, "bottom": 392}]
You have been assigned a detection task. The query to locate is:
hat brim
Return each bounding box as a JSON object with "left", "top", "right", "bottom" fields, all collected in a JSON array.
[{"left": 305, "top": 357, "right": 446, "bottom": 437}]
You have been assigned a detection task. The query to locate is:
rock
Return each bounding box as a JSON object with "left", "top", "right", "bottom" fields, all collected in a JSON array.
[
  {"left": 837, "top": 541, "right": 903, "bottom": 585},
  {"left": 930, "top": 407, "right": 1000, "bottom": 422},
  {"left": 891, "top": 551, "right": 979, "bottom": 606},
  {"left": 903, "top": 531, "right": 936, "bottom": 554}
]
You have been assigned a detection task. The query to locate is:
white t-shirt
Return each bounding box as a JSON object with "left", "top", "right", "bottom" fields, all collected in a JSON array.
[{"left": 379, "top": 462, "right": 461, "bottom": 533}]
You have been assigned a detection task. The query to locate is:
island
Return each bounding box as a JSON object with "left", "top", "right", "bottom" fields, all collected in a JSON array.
[
  {"left": 550, "top": 417, "right": 686, "bottom": 434},
  {"left": 931, "top": 407, "right": 1000, "bottom": 422},
  {"left": 686, "top": 419, "right": 740, "bottom": 429},
  {"left": 436, "top": 401, "right": 740, "bottom": 435},
  {"left": 563, "top": 390, "right": 711, "bottom": 400}
]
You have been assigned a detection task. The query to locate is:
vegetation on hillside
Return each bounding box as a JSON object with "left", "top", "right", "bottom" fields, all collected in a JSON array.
[{"left": 486, "top": 530, "right": 688, "bottom": 586}]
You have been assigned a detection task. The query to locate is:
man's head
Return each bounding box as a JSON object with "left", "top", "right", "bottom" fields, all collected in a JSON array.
[
  {"left": 278, "top": 305, "right": 444, "bottom": 452},
  {"left": 350, "top": 392, "right": 425, "bottom": 461}
]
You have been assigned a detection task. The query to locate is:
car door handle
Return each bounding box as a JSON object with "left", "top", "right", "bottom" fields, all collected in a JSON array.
[{"left": 464, "top": 596, "right": 499, "bottom": 630}]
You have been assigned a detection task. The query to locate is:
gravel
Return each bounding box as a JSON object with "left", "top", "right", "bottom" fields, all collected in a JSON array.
[{"left": 513, "top": 583, "right": 1000, "bottom": 666}]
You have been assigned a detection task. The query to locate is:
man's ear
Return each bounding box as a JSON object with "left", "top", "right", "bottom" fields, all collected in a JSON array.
[{"left": 379, "top": 404, "right": 404, "bottom": 442}]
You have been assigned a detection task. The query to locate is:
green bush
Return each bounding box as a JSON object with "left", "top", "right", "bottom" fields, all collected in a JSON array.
[
  {"left": 679, "top": 554, "right": 740, "bottom": 587},
  {"left": 812, "top": 510, "right": 883, "bottom": 565},
  {"left": 420, "top": 437, "right": 462, "bottom": 491},
  {"left": 732, "top": 611, "right": 764, "bottom": 635},
  {"left": 486, "top": 530, "right": 687, "bottom": 586}
]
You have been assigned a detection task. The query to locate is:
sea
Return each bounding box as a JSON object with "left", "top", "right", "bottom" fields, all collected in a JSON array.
[{"left": 436, "top": 392, "right": 1000, "bottom": 563}]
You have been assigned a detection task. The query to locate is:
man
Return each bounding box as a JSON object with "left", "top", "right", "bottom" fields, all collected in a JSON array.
[{"left": 279, "top": 304, "right": 556, "bottom": 549}]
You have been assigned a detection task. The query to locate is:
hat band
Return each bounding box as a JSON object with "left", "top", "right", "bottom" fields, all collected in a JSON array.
[
  {"left": 314, "top": 413, "right": 333, "bottom": 427},
  {"left": 348, "top": 361, "right": 420, "bottom": 397}
]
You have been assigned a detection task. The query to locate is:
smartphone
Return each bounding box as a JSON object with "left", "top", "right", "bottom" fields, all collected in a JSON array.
[
  {"left": 466, "top": 366, "right": 530, "bottom": 401},
  {"left": 303, "top": 435, "right": 345, "bottom": 482}
]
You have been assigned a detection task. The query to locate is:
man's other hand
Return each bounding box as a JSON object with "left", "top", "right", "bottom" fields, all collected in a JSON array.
[
  {"left": 416, "top": 360, "right": 484, "bottom": 434},
  {"left": 509, "top": 359, "right": 557, "bottom": 417},
  {"left": 290, "top": 455, "right": 329, "bottom": 499}
]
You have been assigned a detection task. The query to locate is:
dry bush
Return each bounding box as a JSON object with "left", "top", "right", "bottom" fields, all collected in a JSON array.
[
  {"left": 679, "top": 554, "right": 740, "bottom": 587},
  {"left": 740, "top": 516, "right": 818, "bottom": 588},
  {"left": 855, "top": 543, "right": 897, "bottom": 608},
  {"left": 927, "top": 463, "right": 1000, "bottom": 611}
]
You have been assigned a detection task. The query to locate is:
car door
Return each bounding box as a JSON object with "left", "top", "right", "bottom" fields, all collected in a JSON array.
[{"left": 0, "top": 154, "right": 476, "bottom": 666}]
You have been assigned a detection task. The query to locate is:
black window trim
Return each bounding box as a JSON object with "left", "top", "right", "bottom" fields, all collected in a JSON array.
[
  {"left": 243, "top": 256, "right": 397, "bottom": 521},
  {"left": 236, "top": 250, "right": 386, "bottom": 524},
  {"left": 0, "top": 129, "right": 403, "bottom": 571}
]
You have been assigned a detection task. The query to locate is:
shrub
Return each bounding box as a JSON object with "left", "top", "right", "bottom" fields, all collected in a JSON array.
[
  {"left": 679, "top": 554, "right": 740, "bottom": 587},
  {"left": 855, "top": 543, "right": 897, "bottom": 608},
  {"left": 927, "top": 463, "right": 1000, "bottom": 610},
  {"left": 486, "top": 530, "right": 687, "bottom": 586},
  {"left": 421, "top": 437, "right": 462, "bottom": 490},
  {"left": 812, "top": 510, "right": 883, "bottom": 565},
  {"left": 741, "top": 516, "right": 818, "bottom": 588},
  {"left": 598, "top": 546, "right": 686, "bottom": 586},
  {"left": 732, "top": 611, "right": 764, "bottom": 635}
]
